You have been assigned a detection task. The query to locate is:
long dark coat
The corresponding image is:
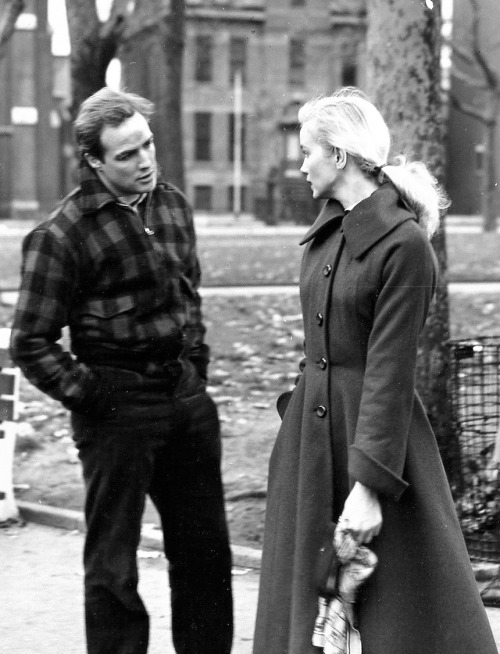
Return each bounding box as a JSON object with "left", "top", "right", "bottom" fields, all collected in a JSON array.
[{"left": 253, "top": 184, "right": 497, "bottom": 654}]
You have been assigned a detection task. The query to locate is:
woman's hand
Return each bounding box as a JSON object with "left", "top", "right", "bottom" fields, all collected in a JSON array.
[{"left": 340, "top": 482, "right": 383, "bottom": 544}]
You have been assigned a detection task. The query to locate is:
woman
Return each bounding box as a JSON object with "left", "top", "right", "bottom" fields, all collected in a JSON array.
[{"left": 253, "top": 88, "right": 497, "bottom": 654}]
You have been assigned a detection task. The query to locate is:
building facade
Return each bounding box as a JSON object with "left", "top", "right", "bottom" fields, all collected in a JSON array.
[
  {"left": 15, "top": 1, "right": 500, "bottom": 222},
  {"left": 445, "top": 0, "right": 500, "bottom": 217},
  {"left": 0, "top": 0, "right": 62, "bottom": 218},
  {"left": 180, "top": 0, "right": 366, "bottom": 221}
]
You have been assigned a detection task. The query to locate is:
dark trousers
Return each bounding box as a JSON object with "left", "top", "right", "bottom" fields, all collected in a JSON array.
[{"left": 72, "top": 366, "right": 233, "bottom": 654}]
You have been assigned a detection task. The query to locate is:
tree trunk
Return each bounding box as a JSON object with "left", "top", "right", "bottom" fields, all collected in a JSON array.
[
  {"left": 120, "top": 0, "right": 185, "bottom": 190},
  {"left": 66, "top": 0, "right": 124, "bottom": 117},
  {"left": 158, "top": 0, "right": 185, "bottom": 191},
  {"left": 366, "top": 0, "right": 461, "bottom": 489}
]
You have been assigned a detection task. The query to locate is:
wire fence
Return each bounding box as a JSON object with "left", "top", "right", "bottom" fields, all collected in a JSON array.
[{"left": 449, "top": 336, "right": 500, "bottom": 561}]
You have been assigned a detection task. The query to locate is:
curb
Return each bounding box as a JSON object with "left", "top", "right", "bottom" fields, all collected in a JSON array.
[
  {"left": 17, "top": 500, "right": 263, "bottom": 570},
  {"left": 16, "top": 501, "right": 500, "bottom": 581}
]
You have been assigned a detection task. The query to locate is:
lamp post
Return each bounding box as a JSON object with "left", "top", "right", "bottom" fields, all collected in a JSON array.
[{"left": 232, "top": 68, "right": 242, "bottom": 220}]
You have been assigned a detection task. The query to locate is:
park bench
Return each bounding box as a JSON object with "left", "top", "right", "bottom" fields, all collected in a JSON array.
[{"left": 0, "top": 328, "right": 20, "bottom": 522}]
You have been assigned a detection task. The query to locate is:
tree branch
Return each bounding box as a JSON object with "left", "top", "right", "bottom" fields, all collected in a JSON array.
[
  {"left": 451, "top": 66, "right": 488, "bottom": 90},
  {"left": 0, "top": 0, "right": 24, "bottom": 53},
  {"left": 450, "top": 93, "right": 491, "bottom": 125},
  {"left": 452, "top": 42, "right": 476, "bottom": 69}
]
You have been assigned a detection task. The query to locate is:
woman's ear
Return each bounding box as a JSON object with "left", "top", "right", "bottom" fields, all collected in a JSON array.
[{"left": 335, "top": 148, "right": 347, "bottom": 170}]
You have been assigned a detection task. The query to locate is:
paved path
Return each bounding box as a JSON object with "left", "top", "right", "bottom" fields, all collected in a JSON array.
[
  {"left": 198, "top": 282, "right": 500, "bottom": 297},
  {"left": 1, "top": 521, "right": 259, "bottom": 654},
  {"left": 2, "top": 521, "right": 500, "bottom": 653}
]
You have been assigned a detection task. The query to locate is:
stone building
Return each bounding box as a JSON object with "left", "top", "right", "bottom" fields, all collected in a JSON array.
[
  {"left": 182, "top": 0, "right": 365, "bottom": 221},
  {"left": 445, "top": 0, "right": 500, "bottom": 218},
  {"left": 0, "top": 0, "right": 60, "bottom": 218}
]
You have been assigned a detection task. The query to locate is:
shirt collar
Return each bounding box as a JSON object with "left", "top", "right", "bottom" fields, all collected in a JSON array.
[{"left": 300, "top": 184, "right": 416, "bottom": 258}]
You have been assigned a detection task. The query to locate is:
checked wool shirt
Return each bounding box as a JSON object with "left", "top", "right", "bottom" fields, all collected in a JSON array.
[{"left": 10, "top": 162, "right": 209, "bottom": 416}]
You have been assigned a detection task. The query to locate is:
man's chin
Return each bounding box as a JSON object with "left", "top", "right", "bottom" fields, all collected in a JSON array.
[{"left": 138, "top": 178, "right": 156, "bottom": 192}]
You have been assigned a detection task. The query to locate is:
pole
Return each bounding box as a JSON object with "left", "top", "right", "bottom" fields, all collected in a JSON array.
[{"left": 233, "top": 68, "right": 242, "bottom": 220}]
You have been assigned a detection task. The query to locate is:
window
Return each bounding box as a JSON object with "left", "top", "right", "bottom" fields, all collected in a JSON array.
[
  {"left": 228, "top": 113, "right": 247, "bottom": 163},
  {"left": 285, "top": 128, "right": 300, "bottom": 161},
  {"left": 195, "top": 35, "right": 213, "bottom": 82},
  {"left": 229, "top": 37, "right": 247, "bottom": 85},
  {"left": 194, "top": 186, "right": 213, "bottom": 211},
  {"left": 228, "top": 186, "right": 247, "bottom": 212},
  {"left": 341, "top": 59, "right": 358, "bottom": 86},
  {"left": 195, "top": 113, "right": 212, "bottom": 161},
  {"left": 289, "top": 38, "right": 305, "bottom": 87}
]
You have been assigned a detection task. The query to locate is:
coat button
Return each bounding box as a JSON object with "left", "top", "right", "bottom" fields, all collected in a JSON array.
[
  {"left": 315, "top": 405, "right": 327, "bottom": 418},
  {"left": 317, "top": 357, "right": 327, "bottom": 370},
  {"left": 323, "top": 264, "right": 332, "bottom": 277},
  {"left": 316, "top": 312, "right": 323, "bottom": 326}
]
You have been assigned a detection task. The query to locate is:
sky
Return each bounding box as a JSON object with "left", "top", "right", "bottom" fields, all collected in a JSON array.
[{"left": 48, "top": 0, "right": 113, "bottom": 56}]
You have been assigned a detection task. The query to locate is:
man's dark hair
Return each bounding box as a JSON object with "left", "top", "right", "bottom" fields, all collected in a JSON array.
[{"left": 74, "top": 87, "right": 155, "bottom": 160}]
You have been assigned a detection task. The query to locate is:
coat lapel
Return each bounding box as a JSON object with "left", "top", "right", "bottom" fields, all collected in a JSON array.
[{"left": 300, "top": 200, "right": 345, "bottom": 245}]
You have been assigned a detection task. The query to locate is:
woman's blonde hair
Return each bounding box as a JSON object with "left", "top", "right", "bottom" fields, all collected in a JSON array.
[{"left": 298, "top": 87, "right": 450, "bottom": 238}]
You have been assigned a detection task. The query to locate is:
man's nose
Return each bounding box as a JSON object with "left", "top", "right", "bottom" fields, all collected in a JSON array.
[{"left": 138, "top": 148, "right": 153, "bottom": 167}]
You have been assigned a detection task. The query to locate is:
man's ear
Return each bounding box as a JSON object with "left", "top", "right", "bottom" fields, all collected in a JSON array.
[{"left": 85, "top": 153, "right": 102, "bottom": 170}]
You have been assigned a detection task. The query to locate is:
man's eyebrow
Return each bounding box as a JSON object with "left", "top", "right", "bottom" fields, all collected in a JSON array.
[{"left": 116, "top": 136, "right": 154, "bottom": 158}]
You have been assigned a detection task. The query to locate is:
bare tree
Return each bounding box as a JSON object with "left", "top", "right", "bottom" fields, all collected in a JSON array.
[
  {"left": 0, "top": 0, "right": 24, "bottom": 57},
  {"left": 366, "top": 0, "right": 461, "bottom": 488},
  {"left": 118, "top": 0, "right": 186, "bottom": 190},
  {"left": 65, "top": 0, "right": 185, "bottom": 190},
  {"left": 451, "top": 0, "right": 499, "bottom": 232},
  {"left": 65, "top": 0, "right": 126, "bottom": 117}
]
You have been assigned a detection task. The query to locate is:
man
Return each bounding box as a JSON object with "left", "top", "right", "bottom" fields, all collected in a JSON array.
[{"left": 10, "top": 87, "right": 233, "bottom": 654}]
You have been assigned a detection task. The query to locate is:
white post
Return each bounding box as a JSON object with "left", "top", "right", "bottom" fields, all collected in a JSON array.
[
  {"left": 233, "top": 68, "right": 243, "bottom": 220},
  {"left": 0, "top": 328, "right": 19, "bottom": 522}
]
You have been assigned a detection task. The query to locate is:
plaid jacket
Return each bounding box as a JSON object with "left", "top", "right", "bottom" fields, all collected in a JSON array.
[{"left": 10, "top": 163, "right": 209, "bottom": 415}]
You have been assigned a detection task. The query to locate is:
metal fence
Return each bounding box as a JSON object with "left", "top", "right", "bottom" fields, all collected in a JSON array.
[{"left": 449, "top": 336, "right": 500, "bottom": 561}]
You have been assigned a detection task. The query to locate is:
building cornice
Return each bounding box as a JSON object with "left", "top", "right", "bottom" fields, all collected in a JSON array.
[
  {"left": 186, "top": 0, "right": 264, "bottom": 23},
  {"left": 329, "top": 0, "right": 366, "bottom": 27}
]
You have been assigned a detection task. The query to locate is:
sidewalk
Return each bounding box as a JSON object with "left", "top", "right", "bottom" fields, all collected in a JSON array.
[
  {"left": 0, "top": 213, "right": 495, "bottom": 236},
  {"left": 1, "top": 520, "right": 259, "bottom": 654},
  {"left": 2, "top": 514, "right": 500, "bottom": 653}
]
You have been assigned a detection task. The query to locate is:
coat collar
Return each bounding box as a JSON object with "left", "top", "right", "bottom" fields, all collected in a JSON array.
[
  {"left": 300, "top": 184, "right": 416, "bottom": 259},
  {"left": 76, "top": 160, "right": 159, "bottom": 216},
  {"left": 77, "top": 160, "right": 120, "bottom": 215},
  {"left": 299, "top": 199, "right": 345, "bottom": 245}
]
